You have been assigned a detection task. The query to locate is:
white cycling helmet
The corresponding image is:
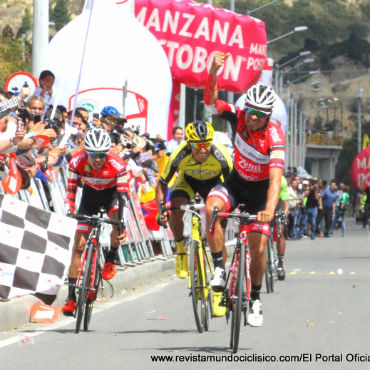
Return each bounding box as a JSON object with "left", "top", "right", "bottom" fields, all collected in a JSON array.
[
  {"left": 245, "top": 84, "right": 276, "bottom": 110},
  {"left": 84, "top": 128, "right": 111, "bottom": 152}
]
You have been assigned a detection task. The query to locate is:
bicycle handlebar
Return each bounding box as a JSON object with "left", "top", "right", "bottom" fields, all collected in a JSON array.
[
  {"left": 209, "top": 207, "right": 258, "bottom": 236},
  {"left": 161, "top": 203, "right": 205, "bottom": 212},
  {"left": 159, "top": 200, "right": 205, "bottom": 229},
  {"left": 69, "top": 213, "right": 124, "bottom": 227}
]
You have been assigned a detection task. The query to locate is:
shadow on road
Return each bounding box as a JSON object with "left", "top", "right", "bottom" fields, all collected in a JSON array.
[
  {"left": 118, "top": 345, "right": 252, "bottom": 353},
  {"left": 113, "top": 329, "right": 194, "bottom": 335}
]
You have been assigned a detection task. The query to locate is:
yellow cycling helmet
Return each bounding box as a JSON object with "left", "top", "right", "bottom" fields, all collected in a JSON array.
[{"left": 185, "top": 120, "right": 214, "bottom": 142}]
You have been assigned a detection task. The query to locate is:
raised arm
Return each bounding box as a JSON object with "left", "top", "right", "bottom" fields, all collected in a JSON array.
[{"left": 204, "top": 52, "right": 230, "bottom": 114}]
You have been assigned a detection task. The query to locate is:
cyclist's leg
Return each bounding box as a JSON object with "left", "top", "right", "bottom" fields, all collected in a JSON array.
[
  {"left": 247, "top": 230, "right": 268, "bottom": 327},
  {"left": 276, "top": 223, "right": 286, "bottom": 280},
  {"left": 102, "top": 189, "right": 124, "bottom": 280},
  {"left": 170, "top": 173, "right": 194, "bottom": 278},
  {"left": 244, "top": 180, "right": 270, "bottom": 326},
  {"left": 169, "top": 194, "right": 190, "bottom": 279}
]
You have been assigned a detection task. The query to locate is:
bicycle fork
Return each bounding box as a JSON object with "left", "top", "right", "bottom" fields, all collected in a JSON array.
[
  {"left": 243, "top": 246, "right": 251, "bottom": 326},
  {"left": 189, "top": 217, "right": 208, "bottom": 299}
]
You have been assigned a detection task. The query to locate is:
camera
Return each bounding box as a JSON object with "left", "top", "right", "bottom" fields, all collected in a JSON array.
[
  {"left": 18, "top": 107, "right": 31, "bottom": 122},
  {"left": 40, "top": 159, "right": 48, "bottom": 172},
  {"left": 45, "top": 118, "right": 62, "bottom": 136},
  {"left": 17, "top": 108, "right": 41, "bottom": 123}
]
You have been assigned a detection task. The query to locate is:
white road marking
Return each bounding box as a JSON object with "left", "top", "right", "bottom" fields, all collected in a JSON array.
[{"left": 0, "top": 279, "right": 175, "bottom": 349}]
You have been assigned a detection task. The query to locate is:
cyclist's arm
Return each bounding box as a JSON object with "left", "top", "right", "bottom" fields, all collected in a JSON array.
[
  {"left": 204, "top": 52, "right": 231, "bottom": 115},
  {"left": 116, "top": 167, "right": 130, "bottom": 225},
  {"left": 264, "top": 167, "right": 283, "bottom": 219},
  {"left": 155, "top": 180, "right": 167, "bottom": 210},
  {"left": 64, "top": 165, "right": 78, "bottom": 214}
]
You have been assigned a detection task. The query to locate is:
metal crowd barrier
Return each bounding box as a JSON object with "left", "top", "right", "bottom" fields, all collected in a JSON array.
[
  {"left": 0, "top": 164, "right": 175, "bottom": 267},
  {"left": 0, "top": 164, "right": 236, "bottom": 265}
]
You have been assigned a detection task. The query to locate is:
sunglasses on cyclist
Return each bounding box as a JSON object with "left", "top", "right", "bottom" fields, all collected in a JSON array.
[
  {"left": 190, "top": 141, "right": 212, "bottom": 150},
  {"left": 245, "top": 107, "right": 270, "bottom": 118},
  {"left": 87, "top": 152, "right": 108, "bottom": 159}
]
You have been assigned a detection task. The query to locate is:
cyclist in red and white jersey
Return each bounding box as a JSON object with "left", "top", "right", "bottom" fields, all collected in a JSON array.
[
  {"left": 204, "top": 52, "right": 285, "bottom": 326},
  {"left": 62, "top": 128, "right": 129, "bottom": 315}
]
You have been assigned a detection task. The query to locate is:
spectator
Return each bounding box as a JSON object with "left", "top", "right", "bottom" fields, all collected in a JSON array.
[
  {"left": 15, "top": 153, "right": 37, "bottom": 190},
  {"left": 330, "top": 182, "right": 344, "bottom": 235},
  {"left": 166, "top": 127, "right": 184, "bottom": 154},
  {"left": 339, "top": 185, "right": 349, "bottom": 237},
  {"left": 301, "top": 182, "right": 320, "bottom": 239},
  {"left": 319, "top": 179, "right": 338, "bottom": 237},
  {"left": 33, "top": 70, "right": 55, "bottom": 111},
  {"left": 0, "top": 86, "right": 30, "bottom": 119},
  {"left": 288, "top": 178, "right": 303, "bottom": 239}
]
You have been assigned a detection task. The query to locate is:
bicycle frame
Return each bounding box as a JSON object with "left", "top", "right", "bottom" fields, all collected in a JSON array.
[
  {"left": 225, "top": 225, "right": 251, "bottom": 312},
  {"left": 188, "top": 211, "right": 213, "bottom": 296},
  {"left": 76, "top": 224, "right": 103, "bottom": 303},
  {"left": 161, "top": 200, "right": 213, "bottom": 332}
]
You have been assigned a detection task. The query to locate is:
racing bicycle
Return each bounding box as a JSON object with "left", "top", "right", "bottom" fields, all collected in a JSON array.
[
  {"left": 210, "top": 206, "right": 257, "bottom": 353},
  {"left": 70, "top": 209, "right": 124, "bottom": 333},
  {"left": 160, "top": 199, "right": 213, "bottom": 333},
  {"left": 264, "top": 210, "right": 286, "bottom": 294}
]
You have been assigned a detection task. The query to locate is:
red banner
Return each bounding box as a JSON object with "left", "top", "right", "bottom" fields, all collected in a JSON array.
[
  {"left": 135, "top": 0, "right": 266, "bottom": 92},
  {"left": 350, "top": 147, "right": 370, "bottom": 191}
]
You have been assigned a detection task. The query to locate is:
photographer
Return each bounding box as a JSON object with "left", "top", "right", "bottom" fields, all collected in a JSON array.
[
  {"left": 122, "top": 135, "right": 157, "bottom": 190},
  {"left": 0, "top": 115, "right": 27, "bottom": 153},
  {"left": 0, "top": 86, "right": 30, "bottom": 119},
  {"left": 18, "top": 95, "right": 58, "bottom": 144}
]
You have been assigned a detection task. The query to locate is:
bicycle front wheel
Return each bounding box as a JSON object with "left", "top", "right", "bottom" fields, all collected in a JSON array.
[
  {"left": 75, "top": 244, "right": 94, "bottom": 334},
  {"left": 230, "top": 243, "right": 245, "bottom": 353},
  {"left": 84, "top": 263, "right": 102, "bottom": 331},
  {"left": 189, "top": 241, "right": 208, "bottom": 333}
]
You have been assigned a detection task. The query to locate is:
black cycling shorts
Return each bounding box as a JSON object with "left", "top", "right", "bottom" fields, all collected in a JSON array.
[
  {"left": 170, "top": 173, "right": 221, "bottom": 202},
  {"left": 76, "top": 185, "right": 118, "bottom": 233},
  {"left": 208, "top": 169, "right": 269, "bottom": 214}
]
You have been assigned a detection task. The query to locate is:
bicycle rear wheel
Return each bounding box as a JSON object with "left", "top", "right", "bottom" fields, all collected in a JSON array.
[
  {"left": 189, "top": 241, "right": 208, "bottom": 333},
  {"left": 264, "top": 238, "right": 274, "bottom": 293},
  {"left": 75, "top": 244, "right": 93, "bottom": 334},
  {"left": 84, "top": 263, "right": 102, "bottom": 331},
  {"left": 230, "top": 243, "right": 245, "bottom": 353}
]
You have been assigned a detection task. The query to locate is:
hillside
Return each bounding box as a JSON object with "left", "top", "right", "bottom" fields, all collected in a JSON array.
[{"left": 0, "top": 0, "right": 369, "bottom": 139}]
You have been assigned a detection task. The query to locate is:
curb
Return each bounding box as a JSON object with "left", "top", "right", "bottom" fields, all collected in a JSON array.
[{"left": 0, "top": 257, "right": 175, "bottom": 332}]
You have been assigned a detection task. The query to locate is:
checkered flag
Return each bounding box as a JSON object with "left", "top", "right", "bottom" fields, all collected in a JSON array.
[{"left": 0, "top": 194, "right": 76, "bottom": 305}]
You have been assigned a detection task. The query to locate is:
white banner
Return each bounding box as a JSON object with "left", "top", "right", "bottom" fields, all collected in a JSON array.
[{"left": 43, "top": 0, "right": 172, "bottom": 139}]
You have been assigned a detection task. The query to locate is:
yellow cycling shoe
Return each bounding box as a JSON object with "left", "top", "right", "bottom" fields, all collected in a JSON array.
[
  {"left": 213, "top": 291, "right": 226, "bottom": 317},
  {"left": 176, "top": 253, "right": 189, "bottom": 279}
]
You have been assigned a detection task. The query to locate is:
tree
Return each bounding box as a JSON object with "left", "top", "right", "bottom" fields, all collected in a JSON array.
[
  {"left": 50, "top": 0, "right": 70, "bottom": 31},
  {"left": 17, "top": 8, "right": 32, "bottom": 38}
]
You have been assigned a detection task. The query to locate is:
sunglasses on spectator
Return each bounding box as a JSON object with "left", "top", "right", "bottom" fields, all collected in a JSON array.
[
  {"left": 245, "top": 107, "right": 270, "bottom": 118},
  {"left": 190, "top": 142, "right": 212, "bottom": 150},
  {"left": 87, "top": 152, "right": 107, "bottom": 159}
]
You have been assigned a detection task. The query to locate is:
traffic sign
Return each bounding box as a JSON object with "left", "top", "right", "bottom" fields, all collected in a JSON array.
[{"left": 4, "top": 72, "right": 38, "bottom": 96}]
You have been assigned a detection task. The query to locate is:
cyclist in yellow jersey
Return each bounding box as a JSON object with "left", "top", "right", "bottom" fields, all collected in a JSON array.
[
  {"left": 156, "top": 120, "right": 233, "bottom": 281},
  {"left": 276, "top": 176, "right": 289, "bottom": 280}
]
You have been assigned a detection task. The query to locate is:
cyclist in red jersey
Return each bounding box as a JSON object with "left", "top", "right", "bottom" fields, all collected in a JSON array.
[
  {"left": 62, "top": 128, "right": 129, "bottom": 315},
  {"left": 204, "top": 52, "right": 285, "bottom": 325}
]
